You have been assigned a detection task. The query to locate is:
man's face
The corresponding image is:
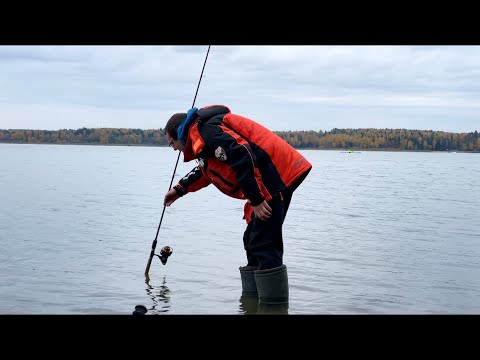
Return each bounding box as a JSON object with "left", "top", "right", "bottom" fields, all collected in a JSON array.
[{"left": 166, "top": 133, "right": 184, "bottom": 152}]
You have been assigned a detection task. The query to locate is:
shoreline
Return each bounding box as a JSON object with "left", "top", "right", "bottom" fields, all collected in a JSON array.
[{"left": 1, "top": 142, "right": 478, "bottom": 153}]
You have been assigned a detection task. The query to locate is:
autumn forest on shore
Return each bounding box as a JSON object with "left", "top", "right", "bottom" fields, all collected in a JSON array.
[{"left": 1, "top": 127, "right": 479, "bottom": 152}]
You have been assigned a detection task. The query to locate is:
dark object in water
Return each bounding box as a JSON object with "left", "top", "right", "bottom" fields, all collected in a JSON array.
[{"left": 132, "top": 304, "right": 148, "bottom": 315}]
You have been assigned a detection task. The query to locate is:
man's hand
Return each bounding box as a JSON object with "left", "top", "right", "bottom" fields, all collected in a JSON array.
[
  {"left": 164, "top": 188, "right": 180, "bottom": 206},
  {"left": 252, "top": 200, "right": 272, "bottom": 221}
]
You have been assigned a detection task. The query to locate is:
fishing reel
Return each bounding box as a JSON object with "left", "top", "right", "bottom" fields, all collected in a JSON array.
[{"left": 155, "top": 246, "right": 173, "bottom": 265}]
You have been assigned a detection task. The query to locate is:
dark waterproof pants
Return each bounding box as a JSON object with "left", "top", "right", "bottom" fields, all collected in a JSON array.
[{"left": 242, "top": 168, "right": 311, "bottom": 270}]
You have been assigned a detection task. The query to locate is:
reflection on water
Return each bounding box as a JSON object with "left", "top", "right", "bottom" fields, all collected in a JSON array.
[
  {"left": 257, "top": 303, "right": 289, "bottom": 315},
  {"left": 238, "top": 292, "right": 289, "bottom": 315},
  {"left": 145, "top": 276, "right": 171, "bottom": 314},
  {"left": 238, "top": 292, "right": 259, "bottom": 315}
]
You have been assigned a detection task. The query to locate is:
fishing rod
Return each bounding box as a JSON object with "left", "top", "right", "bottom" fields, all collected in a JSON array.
[{"left": 144, "top": 45, "right": 211, "bottom": 278}]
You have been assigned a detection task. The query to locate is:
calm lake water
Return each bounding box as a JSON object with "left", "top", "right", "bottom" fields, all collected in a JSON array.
[{"left": 1, "top": 143, "right": 479, "bottom": 315}]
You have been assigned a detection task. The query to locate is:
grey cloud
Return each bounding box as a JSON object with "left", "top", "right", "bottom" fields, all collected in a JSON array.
[{"left": 1, "top": 46, "right": 479, "bottom": 132}]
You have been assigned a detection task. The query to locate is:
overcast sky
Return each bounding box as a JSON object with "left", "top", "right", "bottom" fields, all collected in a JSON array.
[{"left": 1, "top": 45, "right": 479, "bottom": 133}]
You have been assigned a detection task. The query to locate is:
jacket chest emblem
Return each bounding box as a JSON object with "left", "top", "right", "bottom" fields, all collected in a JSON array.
[{"left": 215, "top": 146, "right": 227, "bottom": 161}]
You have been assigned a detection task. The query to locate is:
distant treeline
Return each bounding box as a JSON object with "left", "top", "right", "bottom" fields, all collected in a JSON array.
[{"left": 1, "top": 127, "right": 479, "bottom": 151}]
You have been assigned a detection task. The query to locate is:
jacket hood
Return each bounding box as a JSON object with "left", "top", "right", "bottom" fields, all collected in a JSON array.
[
  {"left": 196, "top": 105, "right": 230, "bottom": 120},
  {"left": 181, "top": 105, "right": 231, "bottom": 162}
]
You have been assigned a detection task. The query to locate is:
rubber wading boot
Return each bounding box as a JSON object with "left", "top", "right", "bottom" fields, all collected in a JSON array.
[
  {"left": 254, "top": 264, "right": 289, "bottom": 305},
  {"left": 239, "top": 265, "right": 258, "bottom": 294}
]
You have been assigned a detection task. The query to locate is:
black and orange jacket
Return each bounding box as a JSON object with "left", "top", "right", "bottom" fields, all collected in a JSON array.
[{"left": 175, "top": 105, "right": 312, "bottom": 209}]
